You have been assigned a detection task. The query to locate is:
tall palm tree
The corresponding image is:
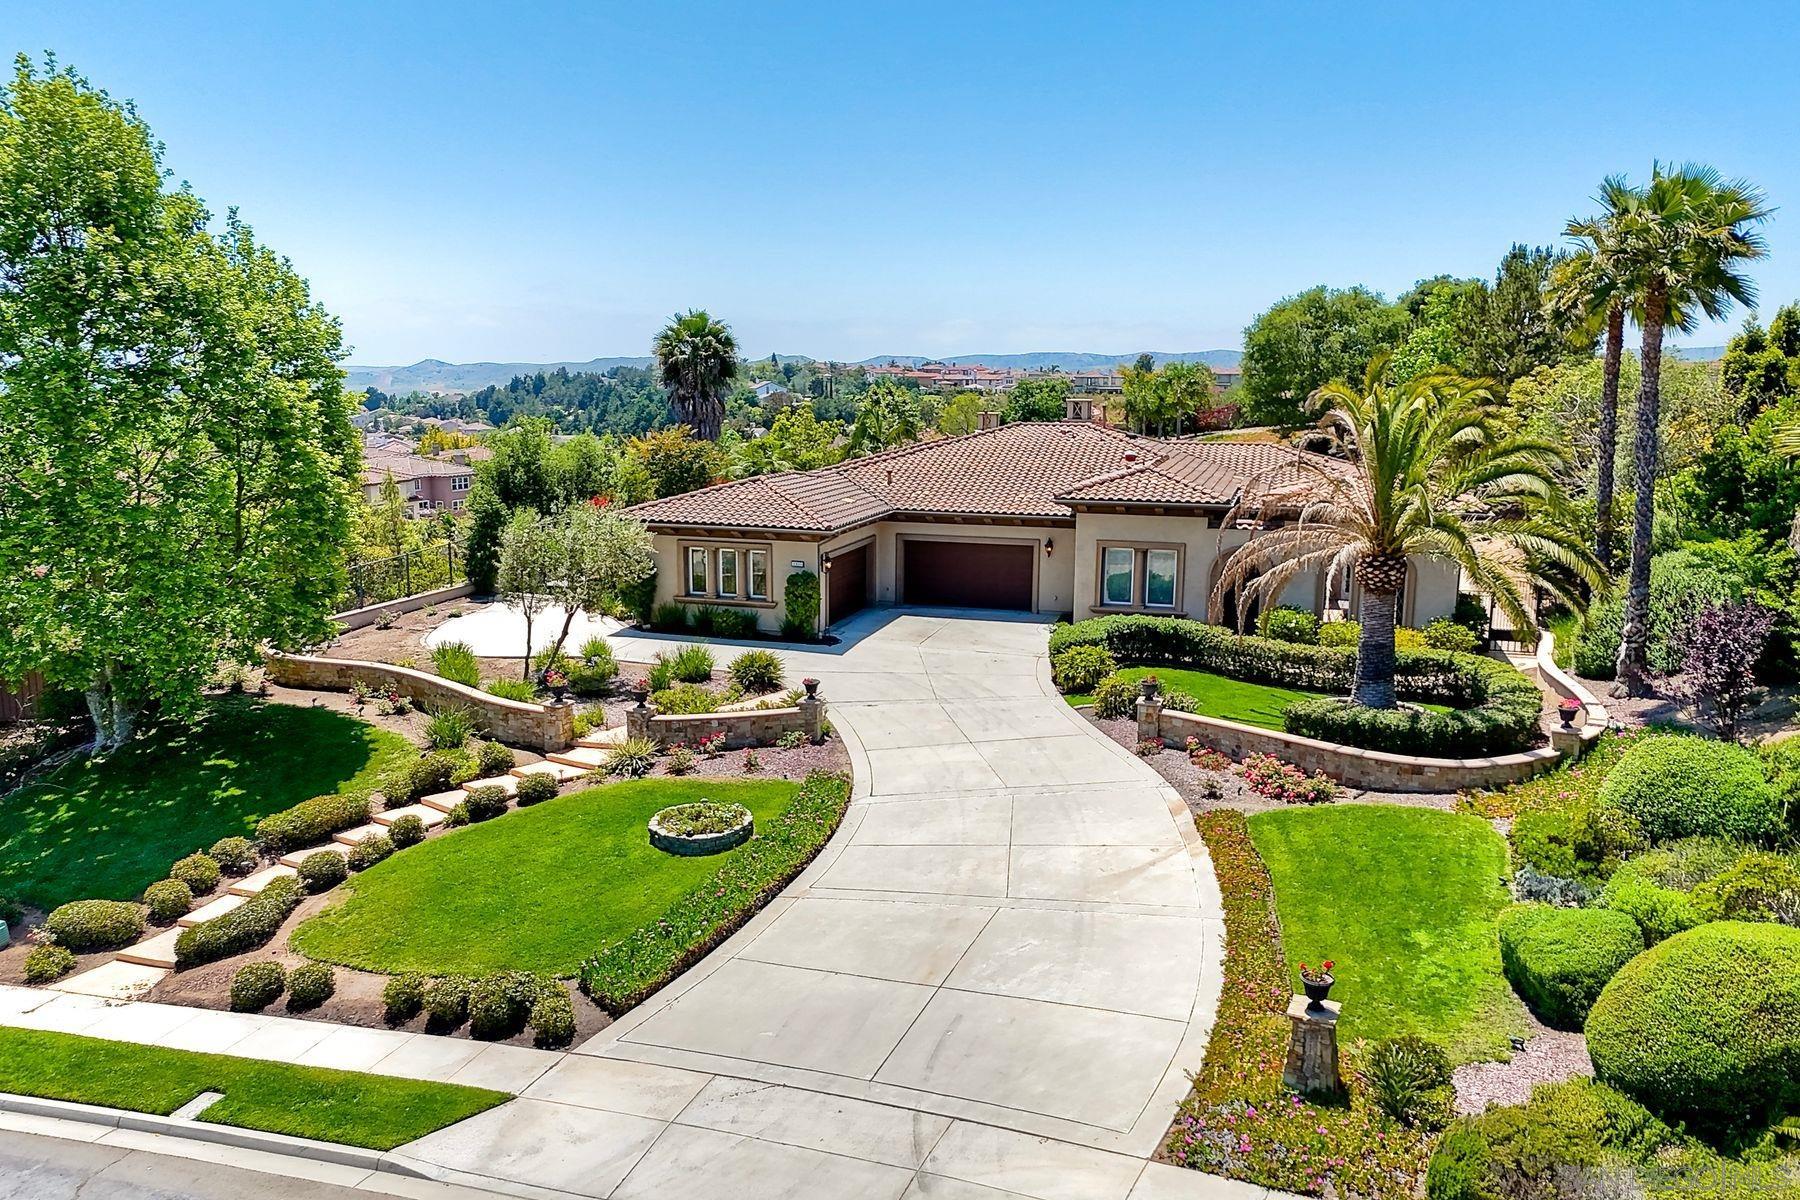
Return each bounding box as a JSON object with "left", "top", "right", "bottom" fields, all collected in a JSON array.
[
  {"left": 653, "top": 310, "right": 739, "bottom": 441},
  {"left": 1551, "top": 176, "right": 1646, "bottom": 570},
  {"left": 1212, "top": 356, "right": 1602, "bottom": 708},
  {"left": 1610, "top": 164, "right": 1770, "bottom": 697}
]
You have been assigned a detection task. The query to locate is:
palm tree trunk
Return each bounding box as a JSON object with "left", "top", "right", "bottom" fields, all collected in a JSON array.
[
  {"left": 1614, "top": 283, "right": 1667, "bottom": 697},
  {"left": 1594, "top": 301, "right": 1625, "bottom": 570},
  {"left": 1353, "top": 588, "right": 1399, "bottom": 708}
]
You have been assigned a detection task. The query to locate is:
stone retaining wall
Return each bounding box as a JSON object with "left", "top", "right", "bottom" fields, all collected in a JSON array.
[
  {"left": 626, "top": 695, "right": 826, "bottom": 750},
  {"left": 266, "top": 652, "right": 573, "bottom": 751},
  {"left": 333, "top": 582, "right": 475, "bottom": 631}
]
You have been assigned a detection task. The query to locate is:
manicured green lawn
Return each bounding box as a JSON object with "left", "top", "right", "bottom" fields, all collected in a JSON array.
[
  {"left": 1068, "top": 665, "right": 1452, "bottom": 729},
  {"left": 0, "top": 1028, "right": 506, "bottom": 1150},
  {"left": 1248, "top": 804, "right": 1528, "bottom": 1063},
  {"left": 292, "top": 777, "right": 803, "bottom": 976},
  {"left": 0, "top": 698, "right": 414, "bottom": 910}
]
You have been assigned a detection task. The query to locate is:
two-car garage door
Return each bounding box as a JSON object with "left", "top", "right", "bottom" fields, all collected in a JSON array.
[{"left": 901, "top": 539, "right": 1034, "bottom": 611}]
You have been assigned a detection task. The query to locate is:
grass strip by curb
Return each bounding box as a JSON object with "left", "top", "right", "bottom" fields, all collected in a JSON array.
[
  {"left": 579, "top": 771, "right": 851, "bottom": 1011},
  {"left": 0, "top": 1028, "right": 507, "bottom": 1150}
]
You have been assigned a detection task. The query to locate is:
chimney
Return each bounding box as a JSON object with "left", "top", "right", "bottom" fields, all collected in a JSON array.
[
  {"left": 1064, "top": 395, "right": 1092, "bottom": 422},
  {"left": 978, "top": 410, "right": 1000, "bottom": 431}
]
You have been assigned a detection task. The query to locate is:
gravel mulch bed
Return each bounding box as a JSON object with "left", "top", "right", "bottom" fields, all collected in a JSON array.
[
  {"left": 1451, "top": 1017, "right": 1592, "bottom": 1114},
  {"left": 1086, "top": 712, "right": 1459, "bottom": 815}
]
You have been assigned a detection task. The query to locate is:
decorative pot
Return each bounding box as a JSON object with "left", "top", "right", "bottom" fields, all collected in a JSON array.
[
  {"left": 1302, "top": 973, "right": 1334, "bottom": 1007},
  {"left": 1557, "top": 699, "right": 1583, "bottom": 728},
  {"left": 802, "top": 678, "right": 820, "bottom": 698},
  {"left": 550, "top": 684, "right": 569, "bottom": 704},
  {"left": 1139, "top": 677, "right": 1161, "bottom": 699}
]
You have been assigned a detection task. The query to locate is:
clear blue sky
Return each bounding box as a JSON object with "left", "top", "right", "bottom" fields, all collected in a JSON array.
[{"left": 12, "top": 1, "right": 1800, "bottom": 365}]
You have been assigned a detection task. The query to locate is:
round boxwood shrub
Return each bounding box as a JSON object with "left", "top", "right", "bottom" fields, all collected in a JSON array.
[
  {"left": 530, "top": 985, "right": 576, "bottom": 1049},
  {"left": 473, "top": 739, "right": 515, "bottom": 777},
  {"left": 383, "top": 972, "right": 426, "bottom": 1024},
  {"left": 23, "top": 944, "right": 76, "bottom": 984},
  {"left": 297, "top": 849, "right": 349, "bottom": 892},
  {"left": 387, "top": 814, "right": 427, "bottom": 849},
  {"left": 1051, "top": 645, "right": 1117, "bottom": 694},
  {"left": 515, "top": 772, "right": 558, "bottom": 806},
  {"left": 229, "top": 961, "right": 286, "bottom": 1012},
  {"left": 1586, "top": 920, "right": 1800, "bottom": 1129},
  {"left": 207, "top": 836, "right": 256, "bottom": 875},
  {"left": 143, "top": 878, "right": 194, "bottom": 925},
  {"left": 45, "top": 899, "right": 145, "bottom": 951},
  {"left": 286, "top": 962, "right": 335, "bottom": 1010},
  {"left": 347, "top": 833, "right": 394, "bottom": 871},
  {"left": 424, "top": 975, "right": 471, "bottom": 1031},
  {"left": 170, "top": 852, "right": 221, "bottom": 895},
  {"left": 1497, "top": 904, "right": 1643, "bottom": 1029},
  {"left": 1598, "top": 838, "right": 1740, "bottom": 943},
  {"left": 462, "top": 784, "right": 509, "bottom": 821},
  {"left": 1597, "top": 734, "right": 1783, "bottom": 845},
  {"left": 468, "top": 971, "right": 538, "bottom": 1040}
]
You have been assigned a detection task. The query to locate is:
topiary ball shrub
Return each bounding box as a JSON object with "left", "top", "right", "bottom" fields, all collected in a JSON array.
[
  {"left": 462, "top": 784, "right": 509, "bottom": 821},
  {"left": 207, "top": 836, "right": 257, "bottom": 875},
  {"left": 1597, "top": 734, "right": 1783, "bottom": 845},
  {"left": 347, "top": 833, "right": 394, "bottom": 871},
  {"left": 473, "top": 739, "right": 515, "bottom": 777},
  {"left": 297, "top": 849, "right": 349, "bottom": 892},
  {"left": 387, "top": 814, "right": 427, "bottom": 849},
  {"left": 23, "top": 944, "right": 76, "bottom": 984},
  {"left": 728, "top": 649, "right": 785, "bottom": 694},
  {"left": 45, "top": 899, "right": 145, "bottom": 951},
  {"left": 143, "top": 879, "right": 194, "bottom": 925},
  {"left": 424, "top": 975, "right": 471, "bottom": 1031},
  {"left": 229, "top": 961, "right": 286, "bottom": 1012},
  {"left": 170, "top": 852, "right": 221, "bottom": 895},
  {"left": 468, "top": 971, "right": 538, "bottom": 1040},
  {"left": 1497, "top": 904, "right": 1643, "bottom": 1029},
  {"left": 1051, "top": 644, "right": 1118, "bottom": 694},
  {"left": 285, "top": 962, "right": 335, "bottom": 1011},
  {"left": 1586, "top": 920, "right": 1800, "bottom": 1129},
  {"left": 530, "top": 984, "right": 577, "bottom": 1049},
  {"left": 514, "top": 772, "right": 558, "bottom": 806},
  {"left": 383, "top": 972, "right": 426, "bottom": 1024}
]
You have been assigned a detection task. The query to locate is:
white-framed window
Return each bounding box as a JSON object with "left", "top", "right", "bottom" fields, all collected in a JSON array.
[
  {"left": 685, "top": 546, "right": 708, "bottom": 595},
  {"left": 451, "top": 474, "right": 471, "bottom": 492},
  {"left": 1102, "top": 546, "right": 1135, "bottom": 606},
  {"left": 451, "top": 499, "right": 464, "bottom": 512},
  {"left": 1145, "top": 549, "right": 1178, "bottom": 609},
  {"left": 747, "top": 550, "right": 769, "bottom": 600},
  {"left": 717, "top": 548, "right": 740, "bottom": 598}
]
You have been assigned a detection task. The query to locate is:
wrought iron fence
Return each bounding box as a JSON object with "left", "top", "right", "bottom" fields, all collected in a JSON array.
[{"left": 342, "top": 542, "right": 463, "bottom": 612}]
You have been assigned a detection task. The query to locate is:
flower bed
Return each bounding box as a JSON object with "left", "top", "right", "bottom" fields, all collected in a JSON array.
[
  {"left": 1162, "top": 810, "right": 1435, "bottom": 1198},
  {"left": 649, "top": 801, "right": 754, "bottom": 856},
  {"left": 1053, "top": 614, "right": 1543, "bottom": 757}
]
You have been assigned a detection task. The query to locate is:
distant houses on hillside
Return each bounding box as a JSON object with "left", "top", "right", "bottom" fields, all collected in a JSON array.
[{"left": 861, "top": 360, "right": 1239, "bottom": 395}]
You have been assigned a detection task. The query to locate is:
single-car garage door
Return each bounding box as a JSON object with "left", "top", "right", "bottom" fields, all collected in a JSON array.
[
  {"left": 902, "top": 539, "right": 1034, "bottom": 611},
  {"left": 825, "top": 543, "right": 870, "bottom": 625}
]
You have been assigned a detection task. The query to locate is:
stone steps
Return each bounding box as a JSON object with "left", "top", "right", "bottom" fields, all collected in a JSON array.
[
  {"left": 374, "top": 803, "right": 447, "bottom": 831},
  {"left": 545, "top": 745, "right": 608, "bottom": 771},
  {"left": 419, "top": 789, "right": 467, "bottom": 813},
  {"left": 511, "top": 760, "right": 589, "bottom": 783},
  {"left": 463, "top": 774, "right": 519, "bottom": 795},
  {"left": 333, "top": 822, "right": 388, "bottom": 847},
  {"left": 179, "top": 892, "right": 246, "bottom": 927},
  {"left": 575, "top": 726, "right": 628, "bottom": 748},
  {"left": 278, "top": 841, "right": 350, "bottom": 869},
  {"left": 228, "top": 864, "right": 296, "bottom": 897},
  {"left": 116, "top": 927, "right": 182, "bottom": 969}
]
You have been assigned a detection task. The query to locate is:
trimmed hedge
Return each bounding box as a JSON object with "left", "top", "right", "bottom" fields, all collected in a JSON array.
[
  {"left": 230, "top": 962, "right": 286, "bottom": 1012},
  {"left": 468, "top": 971, "right": 538, "bottom": 1040},
  {"left": 1052, "top": 614, "right": 1543, "bottom": 756},
  {"left": 297, "top": 850, "right": 349, "bottom": 892},
  {"left": 530, "top": 986, "right": 576, "bottom": 1049},
  {"left": 208, "top": 837, "right": 256, "bottom": 875},
  {"left": 580, "top": 772, "right": 851, "bottom": 1011},
  {"left": 286, "top": 962, "right": 335, "bottom": 1010},
  {"left": 175, "top": 877, "right": 301, "bottom": 967},
  {"left": 1051, "top": 644, "right": 1117, "bottom": 694},
  {"left": 255, "top": 793, "right": 372, "bottom": 853},
  {"left": 383, "top": 973, "right": 426, "bottom": 1024},
  {"left": 462, "top": 784, "right": 509, "bottom": 821},
  {"left": 1597, "top": 733, "right": 1783, "bottom": 845},
  {"left": 1586, "top": 920, "right": 1800, "bottom": 1129},
  {"left": 1596, "top": 839, "right": 1739, "bottom": 944},
  {"left": 23, "top": 944, "right": 75, "bottom": 984},
  {"left": 45, "top": 900, "right": 145, "bottom": 951},
  {"left": 1497, "top": 904, "right": 1643, "bottom": 1029},
  {"left": 387, "top": 814, "right": 427, "bottom": 849}
]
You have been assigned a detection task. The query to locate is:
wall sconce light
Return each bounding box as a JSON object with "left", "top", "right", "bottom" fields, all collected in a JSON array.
[{"left": 1044, "top": 538, "right": 1055, "bottom": 556}]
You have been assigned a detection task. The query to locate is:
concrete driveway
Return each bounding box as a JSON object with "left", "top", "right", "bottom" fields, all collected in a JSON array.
[{"left": 396, "top": 609, "right": 1228, "bottom": 1200}]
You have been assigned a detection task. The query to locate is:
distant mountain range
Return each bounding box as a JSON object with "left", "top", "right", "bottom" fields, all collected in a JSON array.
[
  {"left": 346, "top": 349, "right": 1243, "bottom": 394},
  {"left": 1669, "top": 344, "right": 1726, "bottom": 362}
]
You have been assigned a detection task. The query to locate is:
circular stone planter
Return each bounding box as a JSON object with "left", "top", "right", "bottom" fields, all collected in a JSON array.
[{"left": 648, "top": 803, "right": 754, "bottom": 856}]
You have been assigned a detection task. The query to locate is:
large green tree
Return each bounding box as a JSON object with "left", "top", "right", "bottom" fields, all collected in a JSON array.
[
  {"left": 0, "top": 58, "right": 357, "bottom": 748},
  {"left": 1239, "top": 286, "right": 1411, "bottom": 427},
  {"left": 1611, "top": 164, "right": 1770, "bottom": 696},
  {"left": 1721, "top": 302, "right": 1800, "bottom": 415},
  {"left": 1001, "top": 376, "right": 1070, "bottom": 423},
  {"left": 653, "top": 309, "right": 738, "bottom": 441},
  {"left": 736, "top": 405, "right": 846, "bottom": 475},
  {"left": 847, "top": 379, "right": 923, "bottom": 455}
]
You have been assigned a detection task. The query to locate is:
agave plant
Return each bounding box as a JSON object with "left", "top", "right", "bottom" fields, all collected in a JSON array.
[{"left": 1212, "top": 355, "right": 1602, "bottom": 708}]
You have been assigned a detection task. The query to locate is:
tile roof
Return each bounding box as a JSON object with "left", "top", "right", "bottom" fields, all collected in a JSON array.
[
  {"left": 625, "top": 423, "right": 1339, "bottom": 533},
  {"left": 362, "top": 453, "right": 475, "bottom": 481}
]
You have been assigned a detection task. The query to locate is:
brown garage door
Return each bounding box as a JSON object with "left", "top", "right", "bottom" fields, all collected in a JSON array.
[
  {"left": 902, "top": 540, "right": 1034, "bottom": 611},
  {"left": 826, "top": 543, "right": 870, "bottom": 625}
]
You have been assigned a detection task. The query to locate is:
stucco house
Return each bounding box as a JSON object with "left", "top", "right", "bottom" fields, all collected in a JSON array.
[{"left": 625, "top": 418, "right": 1460, "bottom": 635}]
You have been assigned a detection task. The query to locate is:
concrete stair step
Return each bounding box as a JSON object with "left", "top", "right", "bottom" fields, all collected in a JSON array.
[
  {"left": 117, "top": 928, "right": 182, "bottom": 969},
  {"left": 278, "top": 842, "right": 351, "bottom": 869},
  {"left": 510, "top": 760, "right": 590, "bottom": 783},
  {"left": 52, "top": 960, "right": 168, "bottom": 1000},
  {"left": 575, "top": 726, "right": 628, "bottom": 748},
  {"left": 179, "top": 893, "right": 247, "bottom": 927},
  {"left": 333, "top": 822, "right": 387, "bottom": 847},
  {"left": 462, "top": 774, "right": 518, "bottom": 795},
  {"left": 419, "top": 789, "right": 468, "bottom": 813},
  {"left": 546, "top": 746, "right": 608, "bottom": 770},
  {"left": 374, "top": 803, "right": 447, "bottom": 831},
  {"left": 229, "top": 864, "right": 296, "bottom": 897}
]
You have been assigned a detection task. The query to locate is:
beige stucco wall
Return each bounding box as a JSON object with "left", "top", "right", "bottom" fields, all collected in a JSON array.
[{"left": 646, "top": 532, "right": 827, "bottom": 634}]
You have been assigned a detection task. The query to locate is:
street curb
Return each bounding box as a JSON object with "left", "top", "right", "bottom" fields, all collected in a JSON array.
[{"left": 0, "top": 1090, "right": 432, "bottom": 1178}]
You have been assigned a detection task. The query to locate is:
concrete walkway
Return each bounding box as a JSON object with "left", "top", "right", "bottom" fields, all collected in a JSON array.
[{"left": 5, "top": 609, "right": 1243, "bottom": 1200}]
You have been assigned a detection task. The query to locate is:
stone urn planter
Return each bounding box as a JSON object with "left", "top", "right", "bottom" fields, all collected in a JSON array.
[
  {"left": 1138, "top": 675, "right": 1161, "bottom": 700},
  {"left": 649, "top": 802, "right": 754, "bottom": 857},
  {"left": 1557, "top": 697, "right": 1584, "bottom": 728},
  {"left": 1299, "top": 960, "right": 1335, "bottom": 1008},
  {"left": 802, "top": 677, "right": 820, "bottom": 698}
]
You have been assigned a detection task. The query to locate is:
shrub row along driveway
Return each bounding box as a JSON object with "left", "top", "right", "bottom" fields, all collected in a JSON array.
[{"left": 393, "top": 609, "right": 1227, "bottom": 1200}]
